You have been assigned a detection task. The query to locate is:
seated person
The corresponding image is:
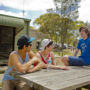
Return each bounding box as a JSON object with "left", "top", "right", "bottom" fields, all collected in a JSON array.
[
  {"left": 2, "top": 35, "right": 42, "bottom": 90},
  {"left": 36, "top": 39, "right": 68, "bottom": 70},
  {"left": 61, "top": 26, "right": 90, "bottom": 66}
]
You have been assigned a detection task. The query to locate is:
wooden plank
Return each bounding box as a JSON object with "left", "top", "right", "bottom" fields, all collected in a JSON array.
[
  {"left": 19, "top": 68, "right": 90, "bottom": 82},
  {"left": 11, "top": 66, "right": 90, "bottom": 90},
  {"left": 14, "top": 68, "right": 90, "bottom": 89},
  {"left": 25, "top": 71, "right": 90, "bottom": 90}
]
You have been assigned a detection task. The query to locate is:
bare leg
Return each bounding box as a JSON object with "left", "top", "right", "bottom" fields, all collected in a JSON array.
[
  {"left": 15, "top": 80, "right": 31, "bottom": 90},
  {"left": 2, "top": 80, "right": 15, "bottom": 90},
  {"left": 61, "top": 55, "right": 69, "bottom": 66}
]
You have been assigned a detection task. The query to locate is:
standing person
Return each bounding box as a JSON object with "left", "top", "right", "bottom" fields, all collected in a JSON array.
[
  {"left": 36, "top": 39, "right": 68, "bottom": 70},
  {"left": 2, "top": 35, "right": 42, "bottom": 90},
  {"left": 61, "top": 26, "right": 90, "bottom": 66}
]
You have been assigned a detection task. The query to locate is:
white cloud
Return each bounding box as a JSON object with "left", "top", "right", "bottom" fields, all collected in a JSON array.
[
  {"left": 0, "top": 10, "right": 28, "bottom": 18},
  {"left": 0, "top": 0, "right": 23, "bottom": 10},
  {"left": 0, "top": 0, "right": 55, "bottom": 10},
  {"left": 1, "top": 0, "right": 90, "bottom": 23},
  {"left": 78, "top": 0, "right": 90, "bottom": 23}
]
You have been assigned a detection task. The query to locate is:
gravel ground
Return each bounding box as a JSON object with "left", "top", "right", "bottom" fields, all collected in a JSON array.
[
  {"left": 0, "top": 74, "right": 4, "bottom": 81},
  {"left": 0, "top": 66, "right": 6, "bottom": 89},
  {"left": 0, "top": 66, "right": 7, "bottom": 82}
]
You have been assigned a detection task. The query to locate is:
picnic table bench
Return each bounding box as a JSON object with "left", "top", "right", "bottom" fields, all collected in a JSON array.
[{"left": 11, "top": 66, "right": 90, "bottom": 90}]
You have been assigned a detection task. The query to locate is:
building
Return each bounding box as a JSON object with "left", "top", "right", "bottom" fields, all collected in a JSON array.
[
  {"left": 0, "top": 14, "right": 30, "bottom": 64},
  {"left": 30, "top": 29, "right": 49, "bottom": 50}
]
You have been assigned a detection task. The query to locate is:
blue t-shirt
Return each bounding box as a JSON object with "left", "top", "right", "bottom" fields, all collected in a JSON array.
[{"left": 77, "top": 37, "right": 90, "bottom": 65}]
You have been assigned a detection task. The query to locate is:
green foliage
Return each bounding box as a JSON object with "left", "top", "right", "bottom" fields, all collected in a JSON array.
[
  {"left": 30, "top": 26, "right": 35, "bottom": 29},
  {"left": 33, "top": 13, "right": 86, "bottom": 48},
  {"left": 0, "top": 82, "right": 2, "bottom": 87},
  {"left": 59, "top": 17, "right": 74, "bottom": 46},
  {"left": 54, "top": 49, "right": 73, "bottom": 56},
  {"left": 34, "top": 13, "right": 61, "bottom": 40}
]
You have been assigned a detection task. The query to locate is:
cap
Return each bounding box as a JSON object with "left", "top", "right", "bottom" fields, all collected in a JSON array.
[
  {"left": 28, "top": 37, "right": 35, "bottom": 43},
  {"left": 41, "top": 39, "right": 51, "bottom": 50},
  {"left": 17, "top": 35, "right": 35, "bottom": 47}
]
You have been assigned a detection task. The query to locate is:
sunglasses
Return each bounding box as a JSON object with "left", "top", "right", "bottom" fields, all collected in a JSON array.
[{"left": 29, "top": 43, "right": 32, "bottom": 47}]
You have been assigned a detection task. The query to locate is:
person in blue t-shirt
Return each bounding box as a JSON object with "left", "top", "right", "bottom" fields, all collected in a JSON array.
[{"left": 61, "top": 26, "right": 90, "bottom": 66}]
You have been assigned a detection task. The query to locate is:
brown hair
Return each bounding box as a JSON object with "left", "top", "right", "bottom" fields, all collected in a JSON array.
[
  {"left": 45, "top": 41, "right": 53, "bottom": 50},
  {"left": 79, "top": 26, "right": 90, "bottom": 37}
]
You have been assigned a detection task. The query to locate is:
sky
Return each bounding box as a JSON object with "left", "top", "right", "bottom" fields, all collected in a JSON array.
[{"left": 0, "top": 0, "right": 90, "bottom": 27}]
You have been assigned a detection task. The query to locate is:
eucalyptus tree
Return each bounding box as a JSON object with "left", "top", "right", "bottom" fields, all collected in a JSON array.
[
  {"left": 33, "top": 13, "right": 61, "bottom": 41},
  {"left": 47, "top": 0, "right": 81, "bottom": 48},
  {"left": 33, "top": 13, "right": 84, "bottom": 50},
  {"left": 53, "top": 0, "right": 81, "bottom": 20}
]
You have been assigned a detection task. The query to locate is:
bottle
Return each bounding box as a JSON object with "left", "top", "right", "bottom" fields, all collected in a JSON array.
[{"left": 47, "top": 57, "right": 52, "bottom": 71}]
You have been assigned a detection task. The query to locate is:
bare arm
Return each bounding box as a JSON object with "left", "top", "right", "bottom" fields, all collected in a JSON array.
[
  {"left": 49, "top": 65, "right": 68, "bottom": 70},
  {"left": 36, "top": 53, "right": 47, "bottom": 69},
  {"left": 36, "top": 52, "right": 68, "bottom": 70},
  {"left": 10, "top": 51, "right": 42, "bottom": 73},
  {"left": 27, "top": 57, "right": 42, "bottom": 73},
  {"left": 40, "top": 63, "right": 68, "bottom": 70},
  {"left": 27, "top": 51, "right": 42, "bottom": 73},
  {"left": 10, "top": 53, "right": 33, "bottom": 73},
  {"left": 51, "top": 52, "right": 55, "bottom": 65},
  {"left": 73, "top": 49, "right": 79, "bottom": 57},
  {"left": 48, "top": 52, "right": 68, "bottom": 70}
]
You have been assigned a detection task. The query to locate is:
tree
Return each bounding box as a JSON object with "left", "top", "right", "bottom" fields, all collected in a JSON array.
[
  {"left": 53, "top": 0, "right": 81, "bottom": 20},
  {"left": 30, "top": 26, "right": 35, "bottom": 29},
  {"left": 34, "top": 13, "right": 61, "bottom": 40},
  {"left": 46, "top": 0, "right": 81, "bottom": 48},
  {"left": 34, "top": 12, "right": 85, "bottom": 50}
]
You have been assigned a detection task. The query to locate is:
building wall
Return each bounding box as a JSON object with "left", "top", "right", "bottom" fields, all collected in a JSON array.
[
  {"left": 15, "top": 27, "right": 49, "bottom": 50},
  {"left": 29, "top": 29, "right": 49, "bottom": 50},
  {"left": 15, "top": 21, "right": 30, "bottom": 50}
]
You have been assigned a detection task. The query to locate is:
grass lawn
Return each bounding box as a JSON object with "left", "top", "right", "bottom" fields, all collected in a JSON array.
[
  {"left": 0, "top": 82, "right": 2, "bottom": 87},
  {"left": 54, "top": 49, "right": 74, "bottom": 56},
  {"left": 32, "top": 48, "right": 79, "bottom": 56},
  {"left": 54, "top": 48, "right": 81, "bottom": 57},
  {"left": 82, "top": 88, "right": 88, "bottom": 90}
]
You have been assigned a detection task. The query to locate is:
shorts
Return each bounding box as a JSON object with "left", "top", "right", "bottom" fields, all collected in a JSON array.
[
  {"left": 68, "top": 56, "right": 88, "bottom": 66},
  {"left": 2, "top": 80, "right": 30, "bottom": 90}
]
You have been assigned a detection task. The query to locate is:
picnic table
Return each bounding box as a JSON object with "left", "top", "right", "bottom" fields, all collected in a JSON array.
[{"left": 11, "top": 66, "right": 90, "bottom": 90}]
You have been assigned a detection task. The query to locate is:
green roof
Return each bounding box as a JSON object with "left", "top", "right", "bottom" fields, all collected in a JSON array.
[{"left": 0, "top": 14, "right": 25, "bottom": 30}]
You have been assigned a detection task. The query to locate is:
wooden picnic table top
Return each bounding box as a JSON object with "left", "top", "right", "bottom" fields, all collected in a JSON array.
[{"left": 11, "top": 66, "right": 90, "bottom": 90}]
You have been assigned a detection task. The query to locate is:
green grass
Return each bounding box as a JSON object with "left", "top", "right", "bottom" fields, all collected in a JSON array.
[
  {"left": 0, "top": 82, "right": 2, "bottom": 87},
  {"left": 54, "top": 49, "right": 74, "bottom": 56},
  {"left": 82, "top": 88, "right": 88, "bottom": 90}
]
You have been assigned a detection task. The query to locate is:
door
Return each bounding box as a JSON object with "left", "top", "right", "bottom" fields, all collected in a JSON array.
[{"left": 0, "top": 26, "right": 15, "bottom": 61}]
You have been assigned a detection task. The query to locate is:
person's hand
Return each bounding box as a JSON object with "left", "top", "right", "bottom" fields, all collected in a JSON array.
[
  {"left": 27, "top": 69, "right": 34, "bottom": 73},
  {"left": 59, "top": 66, "right": 69, "bottom": 70},
  {"left": 41, "top": 63, "right": 47, "bottom": 69}
]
